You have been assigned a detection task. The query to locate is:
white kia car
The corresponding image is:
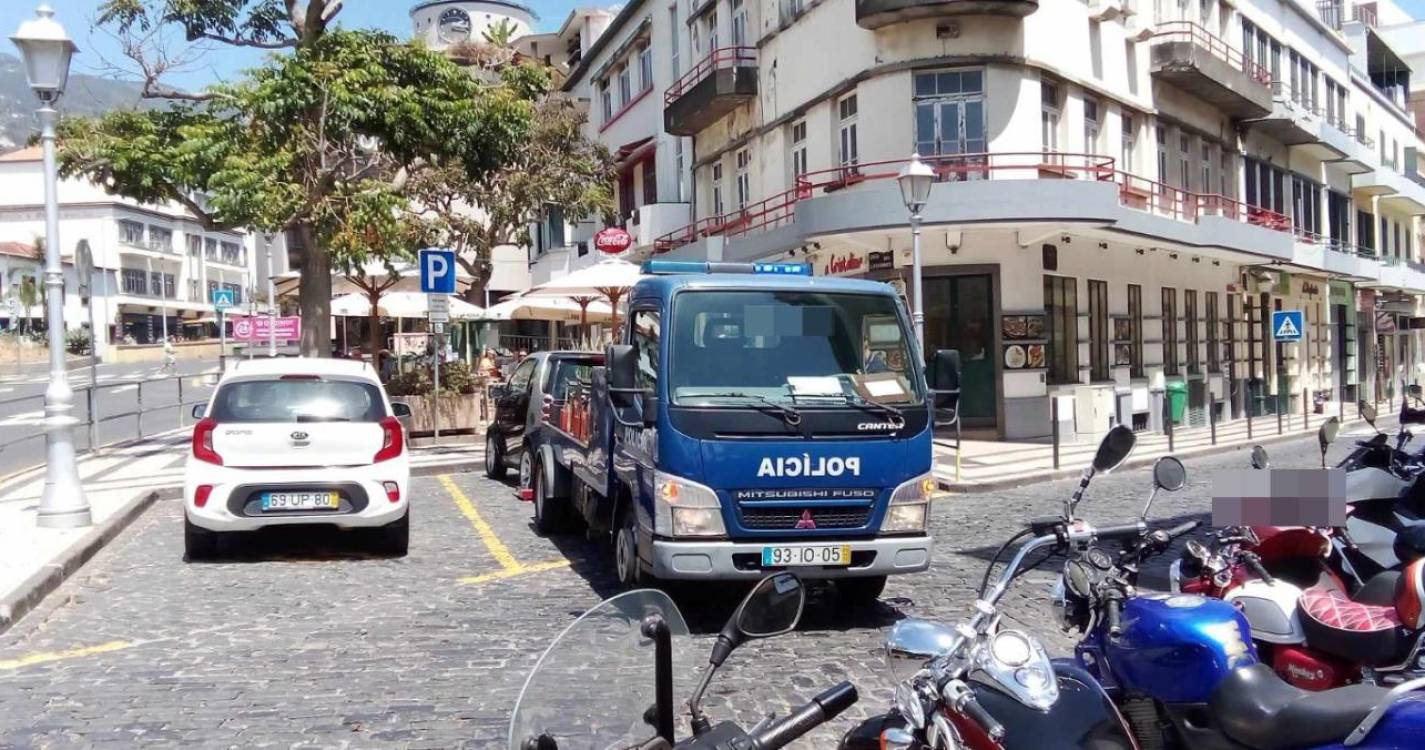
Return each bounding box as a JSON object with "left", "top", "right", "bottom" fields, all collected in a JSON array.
[{"left": 183, "top": 358, "right": 411, "bottom": 560}]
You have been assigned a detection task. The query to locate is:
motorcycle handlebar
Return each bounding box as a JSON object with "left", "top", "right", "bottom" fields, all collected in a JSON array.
[
  {"left": 1164, "top": 520, "right": 1202, "bottom": 540},
  {"left": 1244, "top": 553, "right": 1275, "bottom": 585},
  {"left": 751, "top": 681, "right": 857, "bottom": 750},
  {"left": 960, "top": 694, "right": 1006, "bottom": 743},
  {"left": 1096, "top": 522, "right": 1146, "bottom": 541},
  {"left": 1104, "top": 592, "right": 1125, "bottom": 637}
]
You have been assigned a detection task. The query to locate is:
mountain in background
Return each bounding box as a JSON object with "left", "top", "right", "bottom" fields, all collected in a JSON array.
[{"left": 0, "top": 52, "right": 149, "bottom": 152}]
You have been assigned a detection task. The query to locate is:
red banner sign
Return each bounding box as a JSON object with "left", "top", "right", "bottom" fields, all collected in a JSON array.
[
  {"left": 230, "top": 316, "right": 301, "bottom": 341},
  {"left": 593, "top": 227, "right": 634, "bottom": 254}
]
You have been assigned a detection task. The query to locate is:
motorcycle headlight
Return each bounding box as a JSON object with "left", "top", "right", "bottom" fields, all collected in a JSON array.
[
  {"left": 884, "top": 473, "right": 936, "bottom": 533},
  {"left": 653, "top": 471, "right": 726, "bottom": 538}
]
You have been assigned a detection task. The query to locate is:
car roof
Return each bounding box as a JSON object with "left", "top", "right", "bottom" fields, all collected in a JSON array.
[{"left": 221, "top": 357, "right": 380, "bottom": 382}]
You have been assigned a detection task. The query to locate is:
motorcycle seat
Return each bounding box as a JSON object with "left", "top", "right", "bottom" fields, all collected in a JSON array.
[
  {"left": 1298, "top": 586, "right": 1410, "bottom": 666},
  {"left": 1208, "top": 663, "right": 1390, "bottom": 750}
]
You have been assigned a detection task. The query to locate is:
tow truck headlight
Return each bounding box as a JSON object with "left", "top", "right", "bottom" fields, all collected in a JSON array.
[
  {"left": 883, "top": 473, "right": 935, "bottom": 533},
  {"left": 653, "top": 471, "right": 727, "bottom": 538}
]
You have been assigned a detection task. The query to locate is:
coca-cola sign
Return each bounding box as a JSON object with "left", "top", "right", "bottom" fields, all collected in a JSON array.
[{"left": 593, "top": 227, "right": 634, "bottom": 254}]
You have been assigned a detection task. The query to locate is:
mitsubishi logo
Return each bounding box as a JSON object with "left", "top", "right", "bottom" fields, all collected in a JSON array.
[{"left": 794, "top": 510, "right": 817, "bottom": 530}]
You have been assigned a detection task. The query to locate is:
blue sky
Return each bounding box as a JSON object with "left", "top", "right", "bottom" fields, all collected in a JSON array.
[
  {"left": 1, "top": 0, "right": 580, "bottom": 90},
  {"left": 4, "top": 0, "right": 1424, "bottom": 91}
]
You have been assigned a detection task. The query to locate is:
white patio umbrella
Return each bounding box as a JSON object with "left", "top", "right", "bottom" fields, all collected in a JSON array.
[
  {"left": 480, "top": 293, "right": 614, "bottom": 323},
  {"left": 378, "top": 291, "right": 483, "bottom": 320},
  {"left": 272, "top": 260, "right": 477, "bottom": 298},
  {"left": 332, "top": 292, "right": 378, "bottom": 317},
  {"left": 521, "top": 257, "right": 641, "bottom": 330}
]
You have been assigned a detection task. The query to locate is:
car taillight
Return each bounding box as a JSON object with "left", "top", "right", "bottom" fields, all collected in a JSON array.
[
  {"left": 382, "top": 481, "right": 401, "bottom": 503},
  {"left": 374, "top": 416, "right": 404, "bottom": 463},
  {"left": 192, "top": 418, "right": 223, "bottom": 465},
  {"left": 541, "top": 394, "right": 553, "bottom": 423},
  {"left": 194, "top": 484, "right": 214, "bottom": 508}
]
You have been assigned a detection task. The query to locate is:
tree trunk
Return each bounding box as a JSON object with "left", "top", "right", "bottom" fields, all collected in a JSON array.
[
  {"left": 296, "top": 223, "right": 332, "bottom": 357},
  {"left": 368, "top": 289, "right": 383, "bottom": 375}
]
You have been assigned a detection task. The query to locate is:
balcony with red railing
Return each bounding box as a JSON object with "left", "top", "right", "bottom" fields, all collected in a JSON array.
[
  {"left": 664, "top": 47, "right": 758, "bottom": 136},
  {"left": 653, "top": 151, "right": 1296, "bottom": 255},
  {"left": 1148, "top": 21, "right": 1274, "bottom": 118}
]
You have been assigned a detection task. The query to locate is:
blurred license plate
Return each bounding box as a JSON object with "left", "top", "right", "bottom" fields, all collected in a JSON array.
[
  {"left": 260, "top": 491, "right": 339, "bottom": 511},
  {"left": 761, "top": 544, "right": 851, "bottom": 567}
]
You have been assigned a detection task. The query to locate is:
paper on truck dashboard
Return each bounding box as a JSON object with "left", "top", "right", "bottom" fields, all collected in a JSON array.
[
  {"left": 787, "top": 376, "right": 843, "bottom": 396},
  {"left": 853, "top": 373, "right": 909, "bottom": 403}
]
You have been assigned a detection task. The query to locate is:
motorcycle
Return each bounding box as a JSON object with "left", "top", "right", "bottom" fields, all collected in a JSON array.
[
  {"left": 840, "top": 426, "right": 1149, "bottom": 750},
  {"left": 508, "top": 572, "right": 858, "bottom": 749},
  {"left": 1060, "top": 453, "right": 1425, "bottom": 749}
]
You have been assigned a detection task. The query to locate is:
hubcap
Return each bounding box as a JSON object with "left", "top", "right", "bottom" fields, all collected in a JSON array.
[
  {"left": 520, "top": 455, "right": 531, "bottom": 489},
  {"left": 616, "top": 526, "right": 635, "bottom": 583},
  {"left": 485, "top": 436, "right": 496, "bottom": 470}
]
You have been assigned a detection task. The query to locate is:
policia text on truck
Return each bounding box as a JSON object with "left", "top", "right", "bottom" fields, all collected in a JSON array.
[{"left": 525, "top": 261, "right": 959, "bottom": 602}]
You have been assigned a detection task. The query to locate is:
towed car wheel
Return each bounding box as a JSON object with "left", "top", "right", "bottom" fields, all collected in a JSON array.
[
  {"left": 484, "top": 432, "right": 506, "bottom": 479},
  {"left": 183, "top": 517, "right": 218, "bottom": 562},
  {"left": 373, "top": 510, "right": 409, "bottom": 557},
  {"left": 615, "top": 507, "right": 645, "bottom": 587}
]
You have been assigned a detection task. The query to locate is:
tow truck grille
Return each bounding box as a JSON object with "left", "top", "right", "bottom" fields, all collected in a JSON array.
[{"left": 739, "top": 505, "right": 873, "bottom": 530}]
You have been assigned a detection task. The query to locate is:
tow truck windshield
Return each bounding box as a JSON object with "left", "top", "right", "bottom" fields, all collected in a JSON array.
[{"left": 670, "top": 290, "right": 923, "bottom": 408}]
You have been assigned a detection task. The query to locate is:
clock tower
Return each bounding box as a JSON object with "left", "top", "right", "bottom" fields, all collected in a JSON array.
[{"left": 410, "top": 1, "right": 536, "bottom": 51}]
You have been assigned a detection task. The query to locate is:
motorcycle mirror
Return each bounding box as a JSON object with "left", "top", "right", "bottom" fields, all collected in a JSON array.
[
  {"left": 1093, "top": 425, "right": 1137, "bottom": 473},
  {"left": 1063, "top": 560, "right": 1094, "bottom": 598},
  {"left": 884, "top": 618, "right": 958, "bottom": 684},
  {"left": 1359, "top": 401, "right": 1378, "bottom": 431},
  {"left": 1318, "top": 417, "right": 1340, "bottom": 469},
  {"left": 689, "top": 573, "right": 805, "bottom": 734},
  {"left": 1250, "top": 445, "right": 1270, "bottom": 470},
  {"left": 734, "top": 572, "right": 805, "bottom": 640},
  {"left": 1153, "top": 456, "right": 1187, "bottom": 492}
]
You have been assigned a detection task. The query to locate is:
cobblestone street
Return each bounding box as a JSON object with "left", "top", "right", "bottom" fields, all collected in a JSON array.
[{"left": 0, "top": 430, "right": 1366, "bottom": 748}]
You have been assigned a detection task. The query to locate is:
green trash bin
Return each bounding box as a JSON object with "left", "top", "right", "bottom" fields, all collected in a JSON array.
[{"left": 1166, "top": 379, "right": 1188, "bottom": 424}]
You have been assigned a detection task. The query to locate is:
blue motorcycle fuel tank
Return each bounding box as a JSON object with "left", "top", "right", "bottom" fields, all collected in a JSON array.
[{"left": 1100, "top": 594, "right": 1257, "bottom": 704}]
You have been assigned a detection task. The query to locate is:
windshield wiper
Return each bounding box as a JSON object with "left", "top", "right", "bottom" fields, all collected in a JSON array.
[
  {"left": 840, "top": 393, "right": 906, "bottom": 426},
  {"left": 694, "top": 392, "right": 803, "bottom": 427}
]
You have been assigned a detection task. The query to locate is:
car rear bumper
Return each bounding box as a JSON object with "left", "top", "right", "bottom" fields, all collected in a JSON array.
[
  {"left": 184, "top": 463, "right": 409, "bottom": 532},
  {"left": 648, "top": 535, "right": 932, "bottom": 580}
]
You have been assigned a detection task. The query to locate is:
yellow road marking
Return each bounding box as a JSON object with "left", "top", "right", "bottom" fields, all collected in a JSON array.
[
  {"left": 0, "top": 640, "right": 133, "bottom": 671},
  {"left": 439, "top": 474, "right": 521, "bottom": 572},
  {"left": 458, "top": 559, "right": 571, "bottom": 585}
]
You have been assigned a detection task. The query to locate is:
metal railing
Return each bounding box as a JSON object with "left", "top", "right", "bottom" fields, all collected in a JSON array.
[
  {"left": 1150, "top": 21, "right": 1272, "bottom": 86},
  {"left": 664, "top": 46, "right": 758, "bottom": 105},
  {"left": 0, "top": 371, "right": 211, "bottom": 457}
]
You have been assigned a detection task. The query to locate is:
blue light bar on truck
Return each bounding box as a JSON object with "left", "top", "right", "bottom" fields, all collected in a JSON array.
[{"left": 642, "top": 261, "right": 813, "bottom": 276}]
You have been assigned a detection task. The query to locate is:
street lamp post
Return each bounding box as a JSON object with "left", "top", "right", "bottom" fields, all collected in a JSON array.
[
  {"left": 897, "top": 152, "right": 935, "bottom": 353},
  {"left": 13, "top": 5, "right": 90, "bottom": 528}
]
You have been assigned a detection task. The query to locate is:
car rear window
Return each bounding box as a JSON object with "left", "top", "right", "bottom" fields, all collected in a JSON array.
[
  {"left": 209, "top": 379, "right": 386, "bottom": 423},
  {"left": 549, "top": 358, "right": 601, "bottom": 400}
]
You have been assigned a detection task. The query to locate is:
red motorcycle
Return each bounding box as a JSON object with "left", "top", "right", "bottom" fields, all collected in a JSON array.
[{"left": 1171, "top": 430, "right": 1425, "bottom": 689}]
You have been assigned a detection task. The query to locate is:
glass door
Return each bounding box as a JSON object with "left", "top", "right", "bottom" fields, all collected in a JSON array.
[
  {"left": 914, "top": 96, "right": 986, "bottom": 181},
  {"left": 924, "top": 274, "right": 996, "bottom": 424}
]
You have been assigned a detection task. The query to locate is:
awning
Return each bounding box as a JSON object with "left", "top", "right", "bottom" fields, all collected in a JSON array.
[{"left": 616, "top": 137, "right": 655, "bottom": 169}]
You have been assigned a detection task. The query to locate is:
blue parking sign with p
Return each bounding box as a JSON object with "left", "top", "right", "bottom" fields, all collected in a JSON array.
[
  {"left": 1272, "top": 310, "right": 1303, "bottom": 342},
  {"left": 419, "top": 248, "right": 457, "bottom": 294}
]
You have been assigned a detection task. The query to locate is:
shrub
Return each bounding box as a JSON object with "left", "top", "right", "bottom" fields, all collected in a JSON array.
[
  {"left": 438, "top": 360, "right": 477, "bottom": 394},
  {"left": 385, "top": 368, "right": 431, "bottom": 397}
]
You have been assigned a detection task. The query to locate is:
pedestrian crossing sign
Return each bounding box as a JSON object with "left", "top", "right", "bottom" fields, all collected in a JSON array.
[
  {"left": 1272, "top": 310, "right": 1303, "bottom": 342},
  {"left": 211, "top": 288, "right": 236, "bottom": 310}
]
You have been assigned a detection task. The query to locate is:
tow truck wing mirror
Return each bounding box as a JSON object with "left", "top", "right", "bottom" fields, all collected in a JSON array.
[
  {"left": 1359, "top": 401, "right": 1378, "bottom": 431},
  {"left": 1318, "top": 416, "right": 1340, "bottom": 468},
  {"left": 606, "top": 344, "right": 639, "bottom": 409},
  {"left": 927, "top": 349, "right": 961, "bottom": 414},
  {"left": 390, "top": 401, "right": 413, "bottom": 419},
  {"left": 1250, "top": 445, "right": 1270, "bottom": 470},
  {"left": 191, "top": 404, "right": 205, "bottom": 419}
]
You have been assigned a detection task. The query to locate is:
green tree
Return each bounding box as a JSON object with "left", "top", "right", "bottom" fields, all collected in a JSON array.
[
  {"left": 482, "top": 18, "right": 519, "bottom": 47},
  {"left": 59, "top": 1, "right": 534, "bottom": 356},
  {"left": 404, "top": 79, "right": 616, "bottom": 306}
]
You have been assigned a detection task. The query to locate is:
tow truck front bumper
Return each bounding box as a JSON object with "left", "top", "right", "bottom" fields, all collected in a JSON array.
[{"left": 648, "top": 535, "right": 932, "bottom": 581}]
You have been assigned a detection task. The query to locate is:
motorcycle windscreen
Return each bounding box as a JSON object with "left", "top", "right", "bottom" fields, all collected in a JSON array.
[
  {"left": 969, "top": 663, "right": 1135, "bottom": 750},
  {"left": 507, "top": 589, "right": 699, "bottom": 750}
]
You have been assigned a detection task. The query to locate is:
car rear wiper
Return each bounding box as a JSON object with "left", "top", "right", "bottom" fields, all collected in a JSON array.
[{"left": 695, "top": 392, "right": 803, "bottom": 426}]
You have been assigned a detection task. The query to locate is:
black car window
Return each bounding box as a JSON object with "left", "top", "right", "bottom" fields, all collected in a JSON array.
[
  {"left": 549, "top": 359, "right": 599, "bottom": 400},
  {"left": 210, "top": 379, "right": 385, "bottom": 423},
  {"left": 507, "top": 359, "right": 538, "bottom": 393}
]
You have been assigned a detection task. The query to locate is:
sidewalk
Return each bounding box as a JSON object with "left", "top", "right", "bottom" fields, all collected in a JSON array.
[{"left": 934, "top": 408, "right": 1396, "bottom": 492}]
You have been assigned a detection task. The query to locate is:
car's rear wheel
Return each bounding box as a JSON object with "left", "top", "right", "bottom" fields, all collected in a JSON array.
[
  {"left": 373, "top": 511, "right": 409, "bottom": 557},
  {"left": 484, "top": 432, "right": 506, "bottom": 479},
  {"left": 533, "top": 460, "right": 571, "bottom": 534},
  {"left": 836, "top": 576, "right": 887, "bottom": 605},
  {"left": 183, "top": 517, "right": 218, "bottom": 562}
]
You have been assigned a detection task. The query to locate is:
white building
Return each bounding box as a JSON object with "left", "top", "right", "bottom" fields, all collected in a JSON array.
[
  {"left": 562, "top": 0, "right": 1425, "bottom": 439},
  {"left": 0, "top": 146, "right": 269, "bottom": 356}
]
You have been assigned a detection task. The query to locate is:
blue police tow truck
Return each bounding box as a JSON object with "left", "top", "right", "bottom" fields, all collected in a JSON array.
[{"left": 534, "top": 261, "right": 956, "bottom": 602}]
